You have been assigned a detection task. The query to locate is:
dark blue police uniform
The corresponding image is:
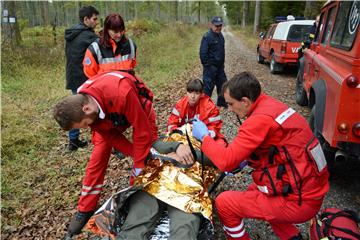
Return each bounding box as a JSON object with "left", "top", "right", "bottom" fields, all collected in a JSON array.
[{"left": 199, "top": 17, "right": 227, "bottom": 108}]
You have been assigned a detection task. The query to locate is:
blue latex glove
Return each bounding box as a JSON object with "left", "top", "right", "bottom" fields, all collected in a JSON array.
[{"left": 192, "top": 118, "right": 210, "bottom": 141}]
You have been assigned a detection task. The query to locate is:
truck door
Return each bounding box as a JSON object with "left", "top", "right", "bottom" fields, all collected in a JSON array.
[{"left": 263, "top": 25, "right": 276, "bottom": 59}]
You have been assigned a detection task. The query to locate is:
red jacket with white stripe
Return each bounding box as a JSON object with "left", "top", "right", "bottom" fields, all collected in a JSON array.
[
  {"left": 201, "top": 93, "right": 329, "bottom": 201},
  {"left": 167, "top": 94, "right": 225, "bottom": 140},
  {"left": 76, "top": 71, "right": 158, "bottom": 211}
]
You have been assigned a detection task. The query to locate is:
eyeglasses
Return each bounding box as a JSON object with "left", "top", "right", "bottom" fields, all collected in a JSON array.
[{"left": 215, "top": 25, "right": 223, "bottom": 28}]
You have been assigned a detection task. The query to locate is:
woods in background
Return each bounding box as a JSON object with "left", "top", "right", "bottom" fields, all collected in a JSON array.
[{"left": 1, "top": 1, "right": 324, "bottom": 47}]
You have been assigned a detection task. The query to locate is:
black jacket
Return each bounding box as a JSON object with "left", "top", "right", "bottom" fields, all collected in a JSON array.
[
  {"left": 199, "top": 29, "right": 225, "bottom": 68},
  {"left": 65, "top": 23, "right": 98, "bottom": 90}
]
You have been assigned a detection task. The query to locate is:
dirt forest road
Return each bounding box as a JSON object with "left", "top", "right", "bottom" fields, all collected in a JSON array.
[{"left": 205, "top": 28, "right": 360, "bottom": 239}]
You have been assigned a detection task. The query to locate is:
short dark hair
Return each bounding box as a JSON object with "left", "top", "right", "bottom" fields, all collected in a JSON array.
[
  {"left": 53, "top": 94, "right": 88, "bottom": 131},
  {"left": 186, "top": 79, "right": 203, "bottom": 93},
  {"left": 101, "top": 13, "right": 125, "bottom": 48},
  {"left": 79, "top": 6, "right": 99, "bottom": 23},
  {"left": 222, "top": 71, "right": 261, "bottom": 102}
]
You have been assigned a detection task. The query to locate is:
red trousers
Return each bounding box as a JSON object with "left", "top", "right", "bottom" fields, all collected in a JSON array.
[{"left": 215, "top": 184, "right": 323, "bottom": 240}]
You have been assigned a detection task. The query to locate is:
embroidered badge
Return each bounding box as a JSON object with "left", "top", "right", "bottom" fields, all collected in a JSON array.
[{"left": 84, "top": 56, "right": 91, "bottom": 65}]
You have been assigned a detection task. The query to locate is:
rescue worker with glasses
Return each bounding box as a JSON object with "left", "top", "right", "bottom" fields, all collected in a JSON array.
[{"left": 192, "top": 71, "right": 329, "bottom": 240}]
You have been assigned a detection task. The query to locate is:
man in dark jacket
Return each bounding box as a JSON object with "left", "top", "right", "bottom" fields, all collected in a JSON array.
[
  {"left": 65, "top": 5, "right": 99, "bottom": 151},
  {"left": 199, "top": 16, "right": 227, "bottom": 108}
]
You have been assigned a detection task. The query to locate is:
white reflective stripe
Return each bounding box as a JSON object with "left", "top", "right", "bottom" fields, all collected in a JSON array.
[
  {"left": 223, "top": 221, "right": 244, "bottom": 232},
  {"left": 208, "top": 115, "right": 221, "bottom": 122},
  {"left": 99, "top": 54, "right": 132, "bottom": 64},
  {"left": 257, "top": 185, "right": 269, "bottom": 194},
  {"left": 171, "top": 108, "right": 180, "bottom": 116},
  {"left": 209, "top": 130, "right": 216, "bottom": 138},
  {"left": 81, "top": 190, "right": 101, "bottom": 196},
  {"left": 106, "top": 72, "right": 125, "bottom": 79},
  {"left": 275, "top": 108, "right": 295, "bottom": 125},
  {"left": 82, "top": 184, "right": 103, "bottom": 190},
  {"left": 90, "top": 41, "right": 103, "bottom": 63},
  {"left": 167, "top": 125, "right": 176, "bottom": 132},
  {"left": 77, "top": 80, "right": 94, "bottom": 92},
  {"left": 226, "top": 228, "right": 246, "bottom": 238},
  {"left": 128, "top": 38, "right": 135, "bottom": 59}
]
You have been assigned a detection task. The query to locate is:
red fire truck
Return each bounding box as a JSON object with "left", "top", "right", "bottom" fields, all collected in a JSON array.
[{"left": 296, "top": 1, "right": 360, "bottom": 163}]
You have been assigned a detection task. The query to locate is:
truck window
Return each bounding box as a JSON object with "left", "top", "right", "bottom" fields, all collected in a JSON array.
[
  {"left": 287, "top": 24, "right": 313, "bottom": 42},
  {"left": 330, "top": 1, "right": 359, "bottom": 50},
  {"left": 265, "top": 26, "right": 274, "bottom": 39},
  {"left": 321, "top": 6, "right": 337, "bottom": 45},
  {"left": 315, "top": 13, "right": 325, "bottom": 42}
]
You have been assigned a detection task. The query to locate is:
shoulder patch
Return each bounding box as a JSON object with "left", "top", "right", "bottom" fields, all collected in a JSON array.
[{"left": 84, "top": 56, "right": 91, "bottom": 65}]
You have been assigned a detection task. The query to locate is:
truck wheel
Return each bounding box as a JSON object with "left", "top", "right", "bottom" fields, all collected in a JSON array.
[
  {"left": 257, "top": 51, "right": 264, "bottom": 64},
  {"left": 270, "top": 53, "right": 283, "bottom": 74},
  {"left": 295, "top": 69, "right": 308, "bottom": 106},
  {"left": 309, "top": 105, "right": 336, "bottom": 171}
]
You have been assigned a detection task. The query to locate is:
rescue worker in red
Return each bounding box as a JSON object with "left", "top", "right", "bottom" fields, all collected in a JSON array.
[
  {"left": 53, "top": 71, "right": 194, "bottom": 237},
  {"left": 192, "top": 71, "right": 329, "bottom": 240},
  {"left": 83, "top": 13, "right": 136, "bottom": 78},
  {"left": 167, "top": 78, "right": 226, "bottom": 144}
]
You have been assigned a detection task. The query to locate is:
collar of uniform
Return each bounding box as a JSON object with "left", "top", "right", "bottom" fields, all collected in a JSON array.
[
  {"left": 89, "top": 96, "right": 105, "bottom": 119},
  {"left": 247, "top": 93, "right": 266, "bottom": 117}
]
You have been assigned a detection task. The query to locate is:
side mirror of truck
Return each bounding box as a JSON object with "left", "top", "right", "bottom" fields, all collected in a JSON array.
[{"left": 259, "top": 32, "right": 264, "bottom": 39}]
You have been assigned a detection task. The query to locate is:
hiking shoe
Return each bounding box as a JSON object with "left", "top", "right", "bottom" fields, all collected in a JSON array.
[
  {"left": 67, "top": 211, "right": 94, "bottom": 236},
  {"left": 68, "top": 139, "right": 88, "bottom": 151}
]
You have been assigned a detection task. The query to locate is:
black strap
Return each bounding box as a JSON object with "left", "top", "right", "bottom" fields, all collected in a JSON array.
[
  {"left": 185, "top": 128, "right": 198, "bottom": 163},
  {"left": 322, "top": 210, "right": 360, "bottom": 239},
  {"left": 260, "top": 168, "right": 278, "bottom": 195},
  {"left": 282, "top": 146, "right": 303, "bottom": 206},
  {"left": 236, "top": 115, "right": 242, "bottom": 125},
  {"left": 268, "top": 145, "right": 279, "bottom": 165}
]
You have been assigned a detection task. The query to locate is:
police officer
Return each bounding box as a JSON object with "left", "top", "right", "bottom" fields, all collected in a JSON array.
[{"left": 200, "top": 16, "right": 227, "bottom": 108}]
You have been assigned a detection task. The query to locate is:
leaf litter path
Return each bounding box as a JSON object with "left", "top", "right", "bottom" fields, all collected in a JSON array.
[{"left": 5, "top": 28, "right": 359, "bottom": 240}]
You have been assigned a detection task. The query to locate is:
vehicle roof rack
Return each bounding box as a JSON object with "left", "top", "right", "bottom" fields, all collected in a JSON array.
[{"left": 275, "top": 15, "right": 306, "bottom": 22}]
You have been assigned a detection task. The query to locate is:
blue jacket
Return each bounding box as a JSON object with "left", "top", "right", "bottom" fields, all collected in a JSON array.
[{"left": 199, "top": 29, "right": 225, "bottom": 68}]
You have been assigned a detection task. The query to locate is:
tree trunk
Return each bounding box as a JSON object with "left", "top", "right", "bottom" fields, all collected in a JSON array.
[
  {"left": 253, "top": 0, "right": 261, "bottom": 34},
  {"left": 1, "top": 1, "right": 22, "bottom": 46},
  {"left": 198, "top": 1, "right": 201, "bottom": 24},
  {"left": 304, "top": 1, "right": 317, "bottom": 19},
  {"left": 242, "top": 1, "right": 249, "bottom": 27}
]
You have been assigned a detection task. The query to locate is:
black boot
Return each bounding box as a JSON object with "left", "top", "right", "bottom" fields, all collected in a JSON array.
[
  {"left": 67, "top": 211, "right": 94, "bottom": 236},
  {"left": 289, "top": 233, "right": 303, "bottom": 240},
  {"left": 68, "top": 139, "right": 88, "bottom": 151}
]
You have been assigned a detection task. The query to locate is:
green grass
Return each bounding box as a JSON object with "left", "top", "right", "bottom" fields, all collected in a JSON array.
[{"left": 1, "top": 22, "right": 203, "bottom": 229}]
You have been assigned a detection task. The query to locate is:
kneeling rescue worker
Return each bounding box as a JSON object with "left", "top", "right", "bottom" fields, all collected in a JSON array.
[{"left": 192, "top": 71, "right": 329, "bottom": 240}]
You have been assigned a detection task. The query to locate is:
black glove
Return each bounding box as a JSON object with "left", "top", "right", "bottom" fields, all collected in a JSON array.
[{"left": 66, "top": 211, "right": 94, "bottom": 236}]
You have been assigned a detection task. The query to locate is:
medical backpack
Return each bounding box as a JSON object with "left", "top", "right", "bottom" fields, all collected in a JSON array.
[{"left": 310, "top": 208, "right": 360, "bottom": 240}]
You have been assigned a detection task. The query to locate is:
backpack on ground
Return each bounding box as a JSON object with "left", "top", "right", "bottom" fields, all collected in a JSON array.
[{"left": 310, "top": 207, "right": 360, "bottom": 240}]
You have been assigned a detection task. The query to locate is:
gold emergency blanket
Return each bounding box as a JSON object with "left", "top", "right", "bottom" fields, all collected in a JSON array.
[{"left": 134, "top": 124, "right": 220, "bottom": 221}]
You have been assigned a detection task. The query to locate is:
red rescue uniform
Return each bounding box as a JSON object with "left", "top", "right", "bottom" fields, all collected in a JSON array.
[
  {"left": 201, "top": 93, "right": 329, "bottom": 240},
  {"left": 167, "top": 94, "right": 225, "bottom": 141},
  {"left": 77, "top": 71, "right": 158, "bottom": 212},
  {"left": 83, "top": 37, "right": 137, "bottom": 78}
]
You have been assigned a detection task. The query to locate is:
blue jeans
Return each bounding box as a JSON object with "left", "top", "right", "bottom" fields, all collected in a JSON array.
[
  {"left": 203, "top": 65, "right": 227, "bottom": 107},
  {"left": 68, "top": 89, "right": 80, "bottom": 140}
]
